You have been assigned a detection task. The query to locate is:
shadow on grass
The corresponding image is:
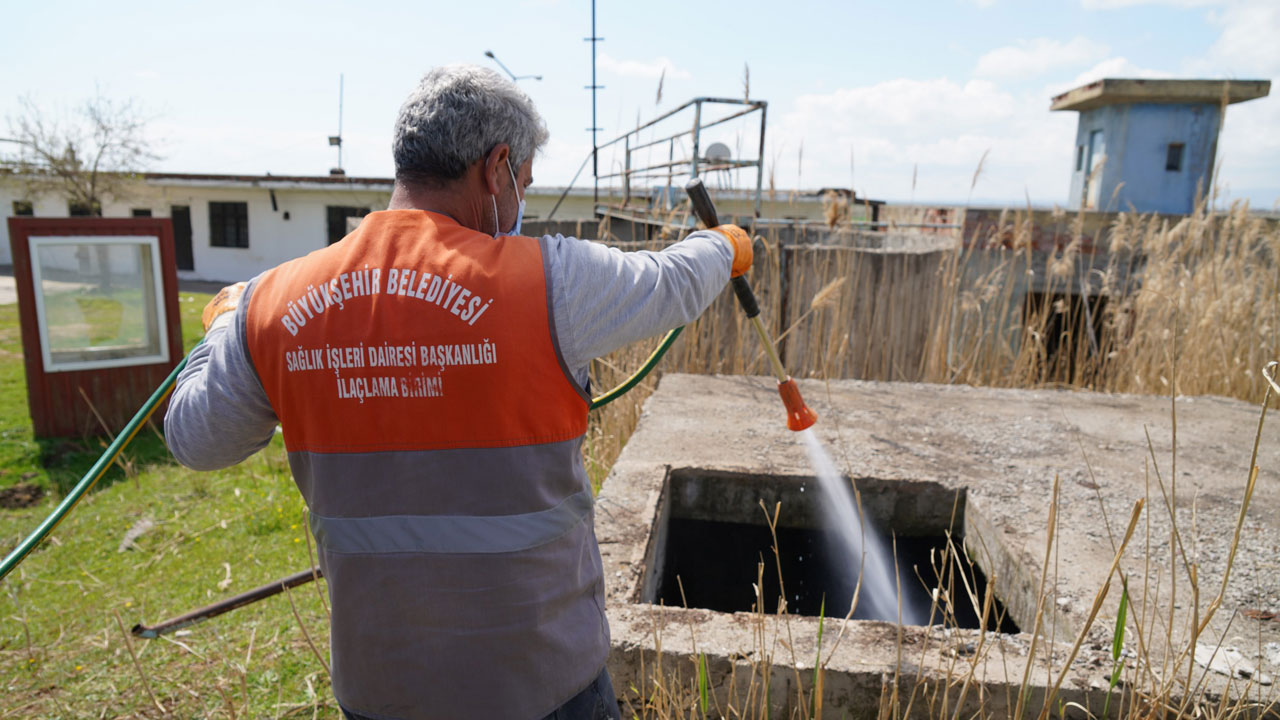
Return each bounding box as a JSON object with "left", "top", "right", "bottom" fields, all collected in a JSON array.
[{"left": 36, "top": 424, "right": 177, "bottom": 496}]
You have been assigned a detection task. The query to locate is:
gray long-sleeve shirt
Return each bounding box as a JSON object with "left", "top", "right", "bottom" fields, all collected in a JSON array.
[{"left": 165, "top": 229, "right": 732, "bottom": 469}]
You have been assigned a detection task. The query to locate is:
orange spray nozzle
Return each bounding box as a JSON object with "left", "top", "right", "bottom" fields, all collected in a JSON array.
[{"left": 777, "top": 378, "right": 818, "bottom": 432}]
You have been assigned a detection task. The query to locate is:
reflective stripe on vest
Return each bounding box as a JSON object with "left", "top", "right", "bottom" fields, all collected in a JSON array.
[
  {"left": 243, "top": 210, "right": 604, "bottom": 720},
  {"left": 310, "top": 488, "right": 593, "bottom": 555}
]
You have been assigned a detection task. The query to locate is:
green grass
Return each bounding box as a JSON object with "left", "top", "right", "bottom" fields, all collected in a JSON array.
[
  {"left": 1, "top": 292, "right": 339, "bottom": 718},
  {"left": 0, "top": 293, "right": 208, "bottom": 497},
  {"left": 0, "top": 301, "right": 43, "bottom": 486}
]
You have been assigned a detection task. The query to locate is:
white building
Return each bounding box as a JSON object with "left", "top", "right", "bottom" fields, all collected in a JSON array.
[
  {"left": 3, "top": 171, "right": 834, "bottom": 283},
  {"left": 2, "top": 172, "right": 393, "bottom": 283}
]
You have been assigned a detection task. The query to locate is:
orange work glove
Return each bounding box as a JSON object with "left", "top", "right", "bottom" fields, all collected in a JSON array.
[
  {"left": 202, "top": 281, "right": 247, "bottom": 333},
  {"left": 713, "top": 224, "right": 753, "bottom": 278}
]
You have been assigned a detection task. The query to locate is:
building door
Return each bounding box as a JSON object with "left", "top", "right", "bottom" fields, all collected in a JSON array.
[
  {"left": 171, "top": 205, "right": 194, "bottom": 271},
  {"left": 1083, "top": 129, "right": 1105, "bottom": 209}
]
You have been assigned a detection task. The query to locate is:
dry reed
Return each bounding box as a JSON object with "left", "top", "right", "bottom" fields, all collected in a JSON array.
[{"left": 578, "top": 196, "right": 1280, "bottom": 718}]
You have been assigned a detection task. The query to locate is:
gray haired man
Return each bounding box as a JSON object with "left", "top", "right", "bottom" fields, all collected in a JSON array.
[{"left": 165, "top": 64, "right": 752, "bottom": 720}]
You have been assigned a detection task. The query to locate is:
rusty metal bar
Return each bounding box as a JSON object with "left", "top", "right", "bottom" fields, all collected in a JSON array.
[
  {"left": 623, "top": 134, "right": 631, "bottom": 206},
  {"left": 665, "top": 138, "right": 675, "bottom": 210},
  {"left": 132, "top": 567, "right": 323, "bottom": 638},
  {"left": 691, "top": 100, "right": 702, "bottom": 179},
  {"left": 628, "top": 104, "right": 762, "bottom": 154},
  {"left": 594, "top": 99, "right": 698, "bottom": 151},
  {"left": 568, "top": 97, "right": 768, "bottom": 216},
  {"left": 756, "top": 102, "right": 768, "bottom": 218},
  {"left": 594, "top": 97, "right": 762, "bottom": 152},
  {"left": 596, "top": 158, "right": 757, "bottom": 181}
]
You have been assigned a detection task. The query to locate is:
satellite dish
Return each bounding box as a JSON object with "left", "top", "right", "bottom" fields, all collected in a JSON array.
[{"left": 704, "top": 142, "right": 731, "bottom": 164}]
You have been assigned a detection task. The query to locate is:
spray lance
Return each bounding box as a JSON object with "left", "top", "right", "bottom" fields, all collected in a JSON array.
[{"left": 684, "top": 178, "right": 818, "bottom": 432}]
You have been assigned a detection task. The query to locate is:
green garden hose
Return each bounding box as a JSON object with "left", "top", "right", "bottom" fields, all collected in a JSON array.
[
  {"left": 0, "top": 325, "right": 683, "bottom": 583},
  {"left": 587, "top": 326, "right": 682, "bottom": 409},
  {"left": 0, "top": 340, "right": 202, "bottom": 583}
]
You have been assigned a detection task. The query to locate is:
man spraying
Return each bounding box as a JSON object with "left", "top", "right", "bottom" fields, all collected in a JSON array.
[{"left": 165, "top": 64, "right": 752, "bottom": 720}]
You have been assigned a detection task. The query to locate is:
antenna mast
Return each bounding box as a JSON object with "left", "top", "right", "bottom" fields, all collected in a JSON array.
[{"left": 585, "top": 0, "right": 603, "bottom": 202}]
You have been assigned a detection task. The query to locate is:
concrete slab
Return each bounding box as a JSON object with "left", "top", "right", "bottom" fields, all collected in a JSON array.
[
  {"left": 1050, "top": 78, "right": 1271, "bottom": 111},
  {"left": 597, "top": 374, "right": 1280, "bottom": 717}
]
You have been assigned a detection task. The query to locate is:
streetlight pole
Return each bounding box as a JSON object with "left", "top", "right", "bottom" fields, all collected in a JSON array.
[{"left": 483, "top": 51, "right": 542, "bottom": 82}]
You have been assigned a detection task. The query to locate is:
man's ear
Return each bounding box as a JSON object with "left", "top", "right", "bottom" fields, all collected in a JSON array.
[{"left": 482, "top": 143, "right": 510, "bottom": 196}]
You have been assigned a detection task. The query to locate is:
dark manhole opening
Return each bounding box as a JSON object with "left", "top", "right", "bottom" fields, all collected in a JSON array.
[{"left": 643, "top": 470, "right": 1019, "bottom": 633}]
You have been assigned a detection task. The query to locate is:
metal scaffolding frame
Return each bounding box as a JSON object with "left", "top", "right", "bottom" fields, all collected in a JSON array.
[{"left": 549, "top": 96, "right": 767, "bottom": 220}]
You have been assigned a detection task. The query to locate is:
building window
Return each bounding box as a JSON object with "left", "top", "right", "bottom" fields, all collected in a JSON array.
[
  {"left": 1075, "top": 145, "right": 1084, "bottom": 172},
  {"left": 68, "top": 201, "right": 102, "bottom": 217},
  {"left": 326, "top": 206, "right": 370, "bottom": 245},
  {"left": 131, "top": 208, "right": 152, "bottom": 217},
  {"left": 12, "top": 200, "right": 34, "bottom": 216},
  {"left": 1165, "top": 143, "right": 1185, "bottom": 172},
  {"left": 209, "top": 201, "right": 249, "bottom": 248}
]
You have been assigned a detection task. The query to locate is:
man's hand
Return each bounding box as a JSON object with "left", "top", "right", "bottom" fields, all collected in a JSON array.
[
  {"left": 202, "top": 282, "right": 247, "bottom": 333},
  {"left": 712, "top": 224, "right": 753, "bottom": 278}
]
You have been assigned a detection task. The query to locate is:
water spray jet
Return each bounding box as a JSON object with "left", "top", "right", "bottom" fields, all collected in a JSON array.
[
  {"left": 683, "top": 179, "right": 930, "bottom": 622},
  {"left": 684, "top": 178, "right": 817, "bottom": 432}
]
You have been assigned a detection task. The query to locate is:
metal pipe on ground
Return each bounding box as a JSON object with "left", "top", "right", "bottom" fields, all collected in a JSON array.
[{"left": 132, "top": 567, "right": 323, "bottom": 638}]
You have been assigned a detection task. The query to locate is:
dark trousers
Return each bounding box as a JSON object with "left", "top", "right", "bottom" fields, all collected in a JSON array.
[{"left": 340, "top": 667, "right": 622, "bottom": 720}]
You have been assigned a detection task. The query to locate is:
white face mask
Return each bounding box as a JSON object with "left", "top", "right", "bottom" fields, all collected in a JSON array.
[{"left": 491, "top": 157, "right": 526, "bottom": 238}]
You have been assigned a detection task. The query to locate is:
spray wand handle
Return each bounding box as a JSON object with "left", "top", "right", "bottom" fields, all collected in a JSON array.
[
  {"left": 684, "top": 176, "right": 721, "bottom": 227},
  {"left": 684, "top": 179, "right": 817, "bottom": 431},
  {"left": 685, "top": 178, "right": 761, "bottom": 318}
]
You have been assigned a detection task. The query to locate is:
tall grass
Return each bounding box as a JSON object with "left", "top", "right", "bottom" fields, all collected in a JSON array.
[
  {"left": 583, "top": 199, "right": 1280, "bottom": 718},
  {"left": 585, "top": 198, "right": 1280, "bottom": 486},
  {"left": 924, "top": 200, "right": 1279, "bottom": 399}
]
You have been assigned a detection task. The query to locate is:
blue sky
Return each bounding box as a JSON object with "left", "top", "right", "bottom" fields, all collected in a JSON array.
[{"left": 2, "top": 0, "right": 1276, "bottom": 207}]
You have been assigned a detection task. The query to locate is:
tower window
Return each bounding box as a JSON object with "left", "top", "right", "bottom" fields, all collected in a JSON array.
[
  {"left": 1076, "top": 145, "right": 1084, "bottom": 172},
  {"left": 1166, "top": 143, "right": 1185, "bottom": 172}
]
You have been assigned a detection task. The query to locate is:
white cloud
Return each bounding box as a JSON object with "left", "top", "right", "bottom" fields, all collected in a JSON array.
[
  {"left": 783, "top": 78, "right": 1016, "bottom": 140},
  {"left": 975, "top": 37, "right": 1109, "bottom": 78},
  {"left": 1045, "top": 56, "right": 1174, "bottom": 97},
  {"left": 1080, "top": 0, "right": 1220, "bottom": 8},
  {"left": 596, "top": 53, "right": 691, "bottom": 81},
  {"left": 530, "top": 135, "right": 594, "bottom": 187},
  {"left": 1081, "top": 0, "right": 1278, "bottom": 76},
  {"left": 904, "top": 135, "right": 1009, "bottom": 167},
  {"left": 1204, "top": 1, "right": 1280, "bottom": 75},
  {"left": 769, "top": 77, "right": 1076, "bottom": 202}
]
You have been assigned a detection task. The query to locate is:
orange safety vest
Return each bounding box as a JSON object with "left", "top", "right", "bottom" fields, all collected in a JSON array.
[{"left": 244, "top": 210, "right": 603, "bottom": 719}]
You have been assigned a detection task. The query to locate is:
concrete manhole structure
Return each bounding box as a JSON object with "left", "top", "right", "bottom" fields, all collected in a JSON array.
[
  {"left": 596, "top": 374, "right": 1280, "bottom": 718},
  {"left": 641, "top": 468, "right": 1018, "bottom": 633}
]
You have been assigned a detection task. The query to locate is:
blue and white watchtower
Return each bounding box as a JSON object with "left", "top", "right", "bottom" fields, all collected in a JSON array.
[{"left": 1051, "top": 78, "right": 1270, "bottom": 214}]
